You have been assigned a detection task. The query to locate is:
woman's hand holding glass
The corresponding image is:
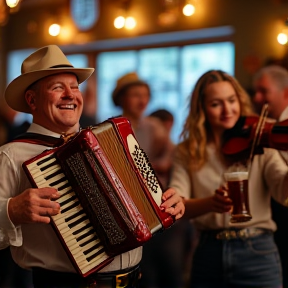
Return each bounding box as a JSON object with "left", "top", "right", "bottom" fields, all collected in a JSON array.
[{"left": 210, "top": 186, "right": 233, "bottom": 214}]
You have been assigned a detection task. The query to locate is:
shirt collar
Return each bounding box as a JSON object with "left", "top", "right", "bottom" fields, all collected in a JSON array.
[{"left": 27, "top": 123, "right": 62, "bottom": 138}]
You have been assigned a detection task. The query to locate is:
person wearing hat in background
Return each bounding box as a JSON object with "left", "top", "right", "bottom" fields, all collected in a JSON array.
[
  {"left": 0, "top": 45, "right": 185, "bottom": 288},
  {"left": 112, "top": 73, "right": 185, "bottom": 288},
  {"left": 112, "top": 72, "right": 171, "bottom": 187}
]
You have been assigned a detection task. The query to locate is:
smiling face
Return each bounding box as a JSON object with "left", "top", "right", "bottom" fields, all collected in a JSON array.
[
  {"left": 25, "top": 73, "right": 83, "bottom": 134},
  {"left": 204, "top": 81, "right": 241, "bottom": 136}
]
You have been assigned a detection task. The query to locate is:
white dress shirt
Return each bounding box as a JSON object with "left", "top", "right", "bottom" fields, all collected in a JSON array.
[
  {"left": 276, "top": 106, "right": 288, "bottom": 164},
  {"left": 0, "top": 123, "right": 142, "bottom": 272}
]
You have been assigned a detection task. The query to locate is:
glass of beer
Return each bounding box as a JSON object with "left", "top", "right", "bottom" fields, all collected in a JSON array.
[{"left": 224, "top": 169, "right": 252, "bottom": 223}]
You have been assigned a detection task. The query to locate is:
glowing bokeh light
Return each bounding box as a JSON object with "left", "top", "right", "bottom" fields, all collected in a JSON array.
[
  {"left": 49, "top": 24, "right": 61, "bottom": 36},
  {"left": 114, "top": 16, "right": 125, "bottom": 29},
  {"left": 277, "top": 33, "right": 288, "bottom": 45},
  {"left": 183, "top": 4, "right": 195, "bottom": 16},
  {"left": 6, "top": 0, "right": 20, "bottom": 8},
  {"left": 125, "top": 16, "right": 136, "bottom": 30}
]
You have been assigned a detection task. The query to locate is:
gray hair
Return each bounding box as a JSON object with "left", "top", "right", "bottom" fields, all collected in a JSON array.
[{"left": 254, "top": 65, "right": 288, "bottom": 90}]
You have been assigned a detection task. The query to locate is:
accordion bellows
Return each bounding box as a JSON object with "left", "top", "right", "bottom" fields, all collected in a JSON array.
[{"left": 22, "top": 116, "right": 174, "bottom": 277}]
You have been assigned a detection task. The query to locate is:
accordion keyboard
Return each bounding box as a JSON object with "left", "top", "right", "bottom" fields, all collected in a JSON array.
[{"left": 25, "top": 153, "right": 110, "bottom": 275}]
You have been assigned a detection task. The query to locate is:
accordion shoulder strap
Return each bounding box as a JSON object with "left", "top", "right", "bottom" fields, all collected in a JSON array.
[{"left": 12, "top": 132, "right": 64, "bottom": 147}]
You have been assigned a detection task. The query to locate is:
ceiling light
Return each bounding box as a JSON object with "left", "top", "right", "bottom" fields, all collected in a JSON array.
[
  {"left": 49, "top": 23, "right": 61, "bottom": 37},
  {"left": 125, "top": 16, "right": 136, "bottom": 30},
  {"left": 183, "top": 4, "right": 195, "bottom": 16},
  {"left": 114, "top": 16, "right": 125, "bottom": 29},
  {"left": 6, "top": 0, "right": 20, "bottom": 8},
  {"left": 277, "top": 32, "right": 288, "bottom": 45}
]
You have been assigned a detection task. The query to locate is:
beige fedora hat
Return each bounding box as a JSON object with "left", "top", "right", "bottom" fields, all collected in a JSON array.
[
  {"left": 112, "top": 72, "right": 150, "bottom": 106},
  {"left": 5, "top": 45, "right": 95, "bottom": 114}
]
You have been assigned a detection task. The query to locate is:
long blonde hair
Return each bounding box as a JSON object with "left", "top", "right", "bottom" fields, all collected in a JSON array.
[{"left": 177, "top": 70, "right": 254, "bottom": 172}]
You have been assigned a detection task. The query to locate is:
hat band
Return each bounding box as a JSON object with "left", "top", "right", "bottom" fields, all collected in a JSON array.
[{"left": 50, "top": 64, "right": 74, "bottom": 68}]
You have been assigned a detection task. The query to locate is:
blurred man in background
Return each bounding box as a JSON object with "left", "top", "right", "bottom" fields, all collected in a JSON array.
[{"left": 253, "top": 65, "right": 288, "bottom": 288}]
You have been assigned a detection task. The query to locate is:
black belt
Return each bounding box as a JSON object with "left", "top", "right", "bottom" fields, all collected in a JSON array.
[
  {"left": 201, "top": 227, "right": 272, "bottom": 240},
  {"left": 32, "top": 265, "right": 141, "bottom": 288}
]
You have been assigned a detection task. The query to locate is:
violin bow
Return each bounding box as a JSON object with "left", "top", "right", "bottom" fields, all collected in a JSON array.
[{"left": 247, "top": 103, "right": 269, "bottom": 172}]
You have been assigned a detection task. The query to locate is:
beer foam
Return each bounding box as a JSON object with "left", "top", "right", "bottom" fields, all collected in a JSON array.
[{"left": 224, "top": 171, "right": 248, "bottom": 182}]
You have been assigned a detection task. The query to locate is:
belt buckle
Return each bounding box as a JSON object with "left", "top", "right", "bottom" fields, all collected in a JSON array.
[
  {"left": 216, "top": 230, "right": 237, "bottom": 240},
  {"left": 238, "top": 229, "right": 248, "bottom": 239},
  {"left": 116, "top": 272, "right": 129, "bottom": 288}
]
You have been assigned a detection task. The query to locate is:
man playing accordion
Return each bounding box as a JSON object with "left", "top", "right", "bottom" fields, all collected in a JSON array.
[{"left": 0, "top": 45, "right": 185, "bottom": 288}]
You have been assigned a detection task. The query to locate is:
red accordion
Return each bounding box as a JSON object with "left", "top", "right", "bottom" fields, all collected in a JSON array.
[{"left": 22, "top": 116, "right": 174, "bottom": 277}]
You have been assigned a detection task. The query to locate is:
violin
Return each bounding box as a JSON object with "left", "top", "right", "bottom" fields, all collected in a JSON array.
[{"left": 222, "top": 115, "right": 288, "bottom": 157}]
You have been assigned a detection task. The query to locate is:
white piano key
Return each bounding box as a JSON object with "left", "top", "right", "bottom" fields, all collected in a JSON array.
[
  {"left": 65, "top": 212, "right": 88, "bottom": 227},
  {"left": 67, "top": 237, "right": 102, "bottom": 256},
  {"left": 59, "top": 198, "right": 80, "bottom": 212},
  {"left": 27, "top": 156, "right": 58, "bottom": 173},
  {"left": 66, "top": 226, "right": 95, "bottom": 243},
  {"left": 58, "top": 187, "right": 73, "bottom": 195},
  {"left": 25, "top": 154, "right": 110, "bottom": 275},
  {"left": 67, "top": 233, "right": 98, "bottom": 248},
  {"left": 63, "top": 219, "right": 92, "bottom": 236},
  {"left": 57, "top": 191, "right": 77, "bottom": 203},
  {"left": 79, "top": 253, "right": 110, "bottom": 274},
  {"left": 36, "top": 173, "right": 67, "bottom": 187},
  {"left": 53, "top": 206, "right": 83, "bottom": 222},
  {"left": 57, "top": 195, "right": 78, "bottom": 208},
  {"left": 33, "top": 166, "right": 62, "bottom": 181}
]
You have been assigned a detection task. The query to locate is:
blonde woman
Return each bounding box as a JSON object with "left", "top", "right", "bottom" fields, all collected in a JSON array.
[{"left": 170, "top": 70, "right": 287, "bottom": 288}]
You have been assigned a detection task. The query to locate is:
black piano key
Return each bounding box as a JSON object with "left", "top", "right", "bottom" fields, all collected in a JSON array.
[
  {"left": 76, "top": 229, "right": 95, "bottom": 242},
  {"left": 37, "top": 154, "right": 55, "bottom": 166},
  {"left": 45, "top": 169, "right": 63, "bottom": 180},
  {"left": 65, "top": 209, "right": 85, "bottom": 222},
  {"left": 58, "top": 182, "right": 71, "bottom": 191},
  {"left": 61, "top": 200, "right": 80, "bottom": 214},
  {"left": 49, "top": 176, "right": 67, "bottom": 187},
  {"left": 79, "top": 235, "right": 98, "bottom": 247},
  {"left": 83, "top": 242, "right": 102, "bottom": 255},
  {"left": 72, "top": 223, "right": 92, "bottom": 235},
  {"left": 86, "top": 247, "right": 105, "bottom": 262},
  {"left": 40, "top": 159, "right": 58, "bottom": 172},
  {"left": 59, "top": 194, "right": 78, "bottom": 207},
  {"left": 58, "top": 188, "right": 73, "bottom": 197},
  {"left": 67, "top": 215, "right": 89, "bottom": 229}
]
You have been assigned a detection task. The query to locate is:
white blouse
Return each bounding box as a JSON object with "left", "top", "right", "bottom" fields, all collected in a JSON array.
[{"left": 169, "top": 143, "right": 288, "bottom": 231}]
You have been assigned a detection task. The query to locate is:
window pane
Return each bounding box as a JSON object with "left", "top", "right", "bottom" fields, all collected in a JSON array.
[
  {"left": 138, "top": 47, "right": 179, "bottom": 114},
  {"left": 97, "top": 50, "right": 138, "bottom": 121},
  {"left": 7, "top": 49, "right": 35, "bottom": 83},
  {"left": 138, "top": 47, "right": 180, "bottom": 142},
  {"left": 7, "top": 49, "right": 35, "bottom": 124},
  {"left": 181, "top": 41, "right": 235, "bottom": 101}
]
